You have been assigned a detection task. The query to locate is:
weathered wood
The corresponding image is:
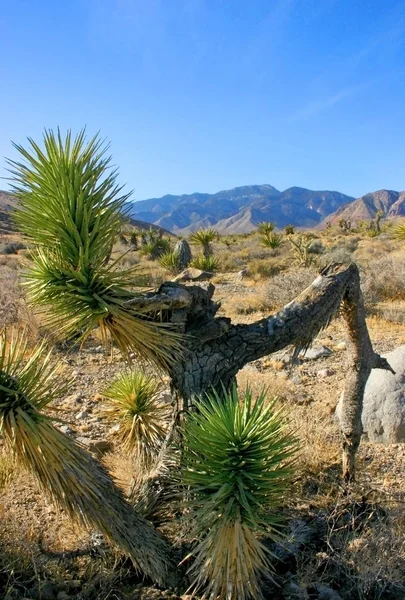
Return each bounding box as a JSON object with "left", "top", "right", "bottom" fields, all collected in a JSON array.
[{"left": 141, "top": 263, "right": 393, "bottom": 481}]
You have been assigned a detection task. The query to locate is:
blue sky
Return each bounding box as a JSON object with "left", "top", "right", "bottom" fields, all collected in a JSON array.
[{"left": 1, "top": 0, "right": 405, "bottom": 200}]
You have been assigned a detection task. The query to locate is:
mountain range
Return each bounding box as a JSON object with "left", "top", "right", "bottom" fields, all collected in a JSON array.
[
  {"left": 2, "top": 185, "right": 405, "bottom": 236},
  {"left": 128, "top": 185, "right": 355, "bottom": 234}
]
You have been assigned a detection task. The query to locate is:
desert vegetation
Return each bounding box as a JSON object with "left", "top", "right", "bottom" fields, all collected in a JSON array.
[{"left": 1, "top": 130, "right": 405, "bottom": 600}]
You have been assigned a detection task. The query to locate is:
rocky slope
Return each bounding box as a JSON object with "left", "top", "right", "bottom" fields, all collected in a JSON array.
[
  {"left": 323, "top": 189, "right": 405, "bottom": 226},
  {"left": 128, "top": 185, "right": 354, "bottom": 234}
]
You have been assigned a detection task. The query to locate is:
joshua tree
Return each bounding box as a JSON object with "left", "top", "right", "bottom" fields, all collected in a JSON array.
[
  {"left": 284, "top": 224, "right": 295, "bottom": 235},
  {"left": 8, "top": 128, "right": 393, "bottom": 492},
  {"left": 339, "top": 218, "right": 351, "bottom": 233},
  {"left": 375, "top": 209, "right": 384, "bottom": 233}
]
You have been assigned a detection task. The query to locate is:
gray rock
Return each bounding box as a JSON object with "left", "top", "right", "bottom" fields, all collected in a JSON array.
[
  {"left": 317, "top": 368, "right": 335, "bottom": 378},
  {"left": 336, "top": 345, "right": 405, "bottom": 443},
  {"left": 36, "top": 582, "right": 58, "bottom": 600},
  {"left": 300, "top": 345, "right": 332, "bottom": 361},
  {"left": 173, "top": 267, "right": 213, "bottom": 282},
  {"left": 75, "top": 410, "right": 89, "bottom": 420},
  {"left": 312, "top": 584, "right": 343, "bottom": 600},
  {"left": 59, "top": 425, "right": 72, "bottom": 434}
]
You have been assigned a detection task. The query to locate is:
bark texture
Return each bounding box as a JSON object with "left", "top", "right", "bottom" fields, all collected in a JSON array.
[{"left": 134, "top": 263, "right": 393, "bottom": 481}]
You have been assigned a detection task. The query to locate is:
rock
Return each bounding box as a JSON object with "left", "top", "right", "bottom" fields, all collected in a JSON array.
[
  {"left": 282, "top": 580, "right": 308, "bottom": 599},
  {"left": 173, "top": 267, "right": 213, "bottom": 282},
  {"left": 310, "top": 584, "right": 343, "bottom": 600},
  {"left": 290, "top": 374, "right": 302, "bottom": 385},
  {"left": 75, "top": 410, "right": 89, "bottom": 420},
  {"left": 57, "top": 593, "right": 72, "bottom": 600},
  {"left": 334, "top": 341, "right": 347, "bottom": 351},
  {"left": 317, "top": 368, "right": 335, "bottom": 378},
  {"left": 76, "top": 437, "right": 112, "bottom": 455},
  {"left": 300, "top": 345, "right": 332, "bottom": 361},
  {"left": 339, "top": 345, "right": 405, "bottom": 443},
  {"left": 36, "top": 581, "right": 58, "bottom": 600},
  {"left": 237, "top": 269, "right": 249, "bottom": 281},
  {"left": 59, "top": 425, "right": 72, "bottom": 434},
  {"left": 88, "top": 440, "right": 113, "bottom": 455}
]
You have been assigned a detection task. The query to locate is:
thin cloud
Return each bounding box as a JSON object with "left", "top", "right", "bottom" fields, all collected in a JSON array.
[{"left": 289, "top": 83, "right": 368, "bottom": 121}]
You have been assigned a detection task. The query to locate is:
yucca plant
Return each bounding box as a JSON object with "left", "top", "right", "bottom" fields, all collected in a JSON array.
[
  {"left": 103, "top": 371, "right": 170, "bottom": 469},
  {"left": 159, "top": 251, "right": 183, "bottom": 275},
  {"left": 0, "top": 330, "right": 174, "bottom": 585},
  {"left": 180, "top": 386, "right": 298, "bottom": 600},
  {"left": 284, "top": 224, "right": 295, "bottom": 235},
  {"left": 392, "top": 220, "right": 405, "bottom": 243},
  {"left": 189, "top": 228, "right": 218, "bottom": 257},
  {"left": 260, "top": 232, "right": 284, "bottom": 250},
  {"left": 190, "top": 254, "right": 219, "bottom": 272},
  {"left": 140, "top": 237, "right": 171, "bottom": 260},
  {"left": 7, "top": 129, "right": 180, "bottom": 368},
  {"left": 257, "top": 221, "right": 275, "bottom": 235}
]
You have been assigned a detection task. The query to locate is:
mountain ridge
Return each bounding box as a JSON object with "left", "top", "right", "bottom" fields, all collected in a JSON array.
[{"left": 129, "top": 184, "right": 355, "bottom": 234}]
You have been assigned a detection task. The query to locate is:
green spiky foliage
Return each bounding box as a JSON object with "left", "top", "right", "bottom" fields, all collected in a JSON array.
[
  {"left": 103, "top": 371, "right": 170, "bottom": 468},
  {"left": 0, "top": 330, "right": 173, "bottom": 584},
  {"left": 190, "top": 254, "right": 219, "bottom": 272},
  {"left": 257, "top": 222, "right": 275, "bottom": 235},
  {"left": 189, "top": 228, "right": 218, "bottom": 257},
  {"left": 7, "top": 129, "right": 180, "bottom": 368},
  {"left": 393, "top": 220, "right": 405, "bottom": 243},
  {"left": 284, "top": 224, "right": 295, "bottom": 235},
  {"left": 159, "top": 251, "right": 183, "bottom": 275},
  {"left": 259, "top": 232, "right": 284, "bottom": 250},
  {"left": 180, "top": 386, "right": 298, "bottom": 600},
  {"left": 140, "top": 236, "right": 171, "bottom": 260}
]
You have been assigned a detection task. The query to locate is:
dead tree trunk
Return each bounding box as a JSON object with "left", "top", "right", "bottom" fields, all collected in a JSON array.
[{"left": 128, "top": 263, "right": 393, "bottom": 481}]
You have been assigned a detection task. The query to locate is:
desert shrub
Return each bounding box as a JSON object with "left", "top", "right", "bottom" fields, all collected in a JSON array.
[
  {"left": 190, "top": 254, "right": 219, "bottom": 272},
  {"left": 265, "top": 267, "right": 318, "bottom": 310},
  {"left": 285, "top": 224, "right": 295, "bottom": 235},
  {"left": 103, "top": 371, "right": 170, "bottom": 469},
  {"left": 361, "top": 254, "right": 405, "bottom": 306},
  {"left": 308, "top": 239, "right": 325, "bottom": 254},
  {"left": 0, "top": 267, "right": 28, "bottom": 328},
  {"left": 247, "top": 257, "right": 288, "bottom": 279},
  {"left": 0, "top": 451, "right": 15, "bottom": 490},
  {"left": 180, "top": 386, "right": 297, "bottom": 600},
  {"left": 0, "top": 241, "right": 25, "bottom": 255}
]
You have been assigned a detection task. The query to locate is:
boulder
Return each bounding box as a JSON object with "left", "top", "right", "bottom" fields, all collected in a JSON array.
[
  {"left": 173, "top": 268, "right": 213, "bottom": 282},
  {"left": 300, "top": 345, "right": 332, "bottom": 361},
  {"left": 337, "top": 345, "right": 405, "bottom": 443}
]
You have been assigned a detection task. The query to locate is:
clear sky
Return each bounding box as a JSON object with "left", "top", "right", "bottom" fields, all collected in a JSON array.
[{"left": 1, "top": 0, "right": 405, "bottom": 200}]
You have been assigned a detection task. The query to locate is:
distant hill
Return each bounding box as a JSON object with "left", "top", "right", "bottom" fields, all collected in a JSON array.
[
  {"left": 0, "top": 191, "right": 17, "bottom": 232},
  {"left": 323, "top": 189, "right": 405, "bottom": 226},
  {"left": 0, "top": 191, "right": 174, "bottom": 236},
  {"left": 128, "top": 185, "right": 355, "bottom": 234}
]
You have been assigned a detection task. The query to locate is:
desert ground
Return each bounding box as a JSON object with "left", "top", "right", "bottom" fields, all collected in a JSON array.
[{"left": 1, "top": 221, "right": 405, "bottom": 600}]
